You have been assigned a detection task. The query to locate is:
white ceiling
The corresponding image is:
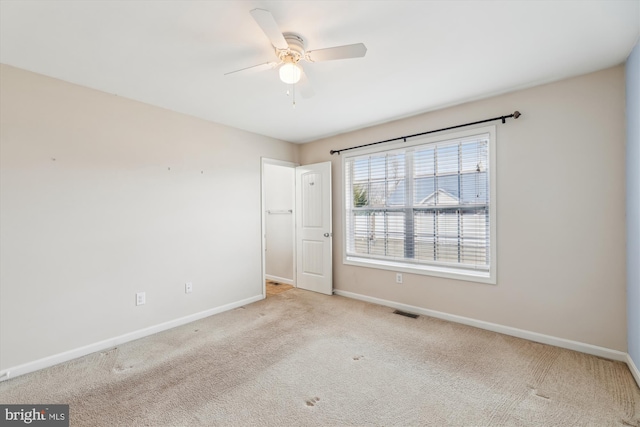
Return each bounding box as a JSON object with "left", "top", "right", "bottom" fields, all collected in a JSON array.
[{"left": 1, "top": 1, "right": 638, "bottom": 143}]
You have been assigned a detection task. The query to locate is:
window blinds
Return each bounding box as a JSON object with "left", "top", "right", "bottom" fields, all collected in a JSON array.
[{"left": 345, "top": 133, "right": 491, "bottom": 272}]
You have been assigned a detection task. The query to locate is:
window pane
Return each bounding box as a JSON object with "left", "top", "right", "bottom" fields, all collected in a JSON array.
[
  {"left": 353, "top": 183, "right": 369, "bottom": 207},
  {"left": 414, "top": 211, "right": 436, "bottom": 261},
  {"left": 415, "top": 148, "right": 435, "bottom": 177},
  {"left": 353, "top": 211, "right": 370, "bottom": 255},
  {"left": 370, "top": 155, "right": 386, "bottom": 180},
  {"left": 460, "top": 172, "right": 488, "bottom": 205},
  {"left": 386, "top": 153, "right": 405, "bottom": 206},
  {"left": 436, "top": 144, "right": 459, "bottom": 175},
  {"left": 414, "top": 176, "right": 435, "bottom": 205},
  {"left": 350, "top": 211, "right": 407, "bottom": 258},
  {"left": 344, "top": 130, "right": 492, "bottom": 276},
  {"left": 461, "top": 140, "right": 486, "bottom": 172},
  {"left": 435, "top": 175, "right": 459, "bottom": 205},
  {"left": 436, "top": 211, "right": 459, "bottom": 263},
  {"left": 353, "top": 158, "right": 369, "bottom": 181},
  {"left": 366, "top": 211, "right": 385, "bottom": 256},
  {"left": 369, "top": 180, "right": 386, "bottom": 207},
  {"left": 387, "top": 211, "right": 405, "bottom": 258},
  {"left": 460, "top": 210, "right": 489, "bottom": 266}
]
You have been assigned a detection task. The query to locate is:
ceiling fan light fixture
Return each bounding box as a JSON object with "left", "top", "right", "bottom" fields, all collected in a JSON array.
[{"left": 279, "top": 62, "right": 302, "bottom": 85}]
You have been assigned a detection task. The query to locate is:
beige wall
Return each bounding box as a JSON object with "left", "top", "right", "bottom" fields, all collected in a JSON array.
[
  {"left": 300, "top": 66, "right": 627, "bottom": 351},
  {"left": 0, "top": 63, "right": 628, "bottom": 373},
  {"left": 0, "top": 64, "right": 298, "bottom": 370}
]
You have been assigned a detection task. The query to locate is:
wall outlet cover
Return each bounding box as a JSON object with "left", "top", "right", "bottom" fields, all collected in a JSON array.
[{"left": 136, "top": 292, "right": 146, "bottom": 306}]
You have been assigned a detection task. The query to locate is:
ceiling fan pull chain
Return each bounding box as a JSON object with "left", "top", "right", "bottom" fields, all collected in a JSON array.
[{"left": 292, "top": 83, "right": 296, "bottom": 108}]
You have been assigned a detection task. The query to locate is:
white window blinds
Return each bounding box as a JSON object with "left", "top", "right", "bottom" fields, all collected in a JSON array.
[{"left": 344, "top": 130, "right": 494, "bottom": 279}]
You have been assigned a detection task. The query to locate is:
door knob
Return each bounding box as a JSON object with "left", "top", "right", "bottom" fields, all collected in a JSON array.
[{"left": 324, "top": 233, "right": 331, "bottom": 237}]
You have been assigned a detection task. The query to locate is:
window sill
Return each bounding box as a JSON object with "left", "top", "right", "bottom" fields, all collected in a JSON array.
[{"left": 344, "top": 256, "right": 496, "bottom": 285}]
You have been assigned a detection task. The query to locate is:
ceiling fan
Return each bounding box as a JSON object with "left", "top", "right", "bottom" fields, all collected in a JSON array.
[{"left": 225, "top": 8, "right": 367, "bottom": 99}]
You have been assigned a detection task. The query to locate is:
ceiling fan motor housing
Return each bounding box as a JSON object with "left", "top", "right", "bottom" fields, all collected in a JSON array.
[{"left": 280, "top": 33, "right": 306, "bottom": 63}]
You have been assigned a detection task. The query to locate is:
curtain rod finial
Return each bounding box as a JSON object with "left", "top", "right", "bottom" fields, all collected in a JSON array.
[{"left": 513, "top": 111, "right": 521, "bottom": 119}]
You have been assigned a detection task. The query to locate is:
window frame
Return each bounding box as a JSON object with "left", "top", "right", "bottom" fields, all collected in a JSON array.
[{"left": 341, "top": 125, "right": 497, "bottom": 285}]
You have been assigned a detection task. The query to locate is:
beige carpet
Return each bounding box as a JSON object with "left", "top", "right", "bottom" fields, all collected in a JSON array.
[{"left": 1, "top": 289, "right": 639, "bottom": 426}]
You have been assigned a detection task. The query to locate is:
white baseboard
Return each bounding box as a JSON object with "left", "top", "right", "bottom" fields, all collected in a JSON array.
[
  {"left": 265, "top": 275, "right": 294, "bottom": 286},
  {"left": 628, "top": 354, "right": 640, "bottom": 388},
  {"left": 334, "top": 289, "right": 628, "bottom": 363},
  {"left": 4, "top": 290, "right": 637, "bottom": 389},
  {"left": 0, "top": 294, "right": 264, "bottom": 382}
]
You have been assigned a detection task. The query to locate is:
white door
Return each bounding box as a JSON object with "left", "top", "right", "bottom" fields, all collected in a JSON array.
[{"left": 296, "top": 162, "right": 332, "bottom": 295}]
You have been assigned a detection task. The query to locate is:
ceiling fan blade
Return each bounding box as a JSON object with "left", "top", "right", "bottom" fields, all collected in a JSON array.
[
  {"left": 250, "top": 8, "right": 288, "bottom": 50},
  {"left": 224, "top": 62, "right": 278, "bottom": 76},
  {"left": 306, "top": 43, "right": 367, "bottom": 62},
  {"left": 298, "top": 70, "right": 315, "bottom": 99}
]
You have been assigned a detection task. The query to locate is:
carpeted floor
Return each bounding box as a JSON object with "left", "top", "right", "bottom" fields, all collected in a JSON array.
[{"left": 1, "top": 289, "right": 639, "bottom": 426}]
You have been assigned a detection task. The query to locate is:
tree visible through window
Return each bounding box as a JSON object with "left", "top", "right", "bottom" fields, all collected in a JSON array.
[{"left": 344, "top": 129, "right": 495, "bottom": 282}]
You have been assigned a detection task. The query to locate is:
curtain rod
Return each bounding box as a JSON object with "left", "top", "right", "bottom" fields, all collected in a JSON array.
[{"left": 329, "top": 111, "right": 521, "bottom": 155}]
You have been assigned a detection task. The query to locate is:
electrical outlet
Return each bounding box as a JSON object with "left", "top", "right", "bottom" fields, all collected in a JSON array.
[
  {"left": 185, "top": 282, "right": 193, "bottom": 294},
  {"left": 136, "top": 292, "right": 146, "bottom": 306},
  {"left": 396, "top": 273, "right": 403, "bottom": 284}
]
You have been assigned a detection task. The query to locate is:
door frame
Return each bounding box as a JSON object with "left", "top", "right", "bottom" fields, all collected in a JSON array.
[{"left": 261, "top": 158, "right": 298, "bottom": 299}]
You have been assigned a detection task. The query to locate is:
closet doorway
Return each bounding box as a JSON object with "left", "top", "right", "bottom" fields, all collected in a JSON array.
[{"left": 262, "top": 159, "right": 296, "bottom": 298}]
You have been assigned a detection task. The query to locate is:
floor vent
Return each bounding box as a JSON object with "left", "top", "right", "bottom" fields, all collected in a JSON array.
[{"left": 393, "top": 310, "right": 419, "bottom": 319}]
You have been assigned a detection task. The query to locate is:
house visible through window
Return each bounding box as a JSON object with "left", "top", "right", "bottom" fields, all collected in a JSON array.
[{"left": 343, "top": 126, "right": 496, "bottom": 284}]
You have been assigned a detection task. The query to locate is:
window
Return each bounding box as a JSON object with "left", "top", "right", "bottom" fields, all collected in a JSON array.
[{"left": 343, "top": 126, "right": 496, "bottom": 284}]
